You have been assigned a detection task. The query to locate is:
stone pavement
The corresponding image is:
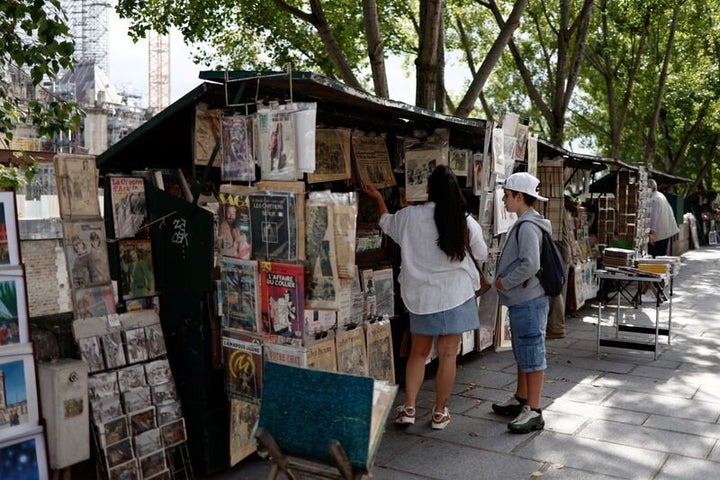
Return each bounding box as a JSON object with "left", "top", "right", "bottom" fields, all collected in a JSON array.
[{"left": 203, "top": 246, "right": 720, "bottom": 480}]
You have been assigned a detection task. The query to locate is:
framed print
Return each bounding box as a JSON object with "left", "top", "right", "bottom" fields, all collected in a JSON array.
[
  {"left": 494, "top": 305, "right": 512, "bottom": 352},
  {"left": 0, "top": 345, "right": 39, "bottom": 440},
  {"left": 0, "top": 266, "right": 29, "bottom": 347},
  {"left": 0, "top": 426, "right": 48, "bottom": 480},
  {"left": 54, "top": 153, "right": 101, "bottom": 218},
  {"left": 0, "top": 191, "right": 20, "bottom": 267}
]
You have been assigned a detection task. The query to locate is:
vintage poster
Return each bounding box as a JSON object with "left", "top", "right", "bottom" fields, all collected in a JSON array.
[
  {"left": 256, "top": 109, "right": 297, "bottom": 181},
  {"left": 73, "top": 285, "right": 116, "bottom": 319},
  {"left": 449, "top": 148, "right": 471, "bottom": 176},
  {"left": 307, "top": 128, "right": 352, "bottom": 183},
  {"left": 366, "top": 319, "right": 395, "bottom": 384},
  {"left": 404, "top": 146, "right": 446, "bottom": 202},
  {"left": 218, "top": 185, "right": 254, "bottom": 259},
  {"left": 305, "top": 200, "right": 339, "bottom": 310},
  {"left": 54, "top": 153, "right": 101, "bottom": 218},
  {"left": 144, "top": 323, "right": 167, "bottom": 359},
  {"left": 0, "top": 192, "right": 20, "bottom": 266},
  {"left": 352, "top": 134, "right": 396, "bottom": 189},
  {"left": 108, "top": 176, "right": 148, "bottom": 239},
  {"left": 229, "top": 398, "right": 260, "bottom": 466},
  {"left": 259, "top": 261, "right": 305, "bottom": 345},
  {"left": 222, "top": 330, "right": 263, "bottom": 402},
  {"left": 220, "top": 258, "right": 259, "bottom": 332},
  {"left": 118, "top": 239, "right": 156, "bottom": 300},
  {"left": 0, "top": 267, "right": 29, "bottom": 346},
  {"left": 306, "top": 336, "right": 337, "bottom": 372},
  {"left": 194, "top": 103, "right": 222, "bottom": 166},
  {"left": 0, "top": 349, "right": 39, "bottom": 439},
  {"left": 62, "top": 219, "right": 111, "bottom": 289},
  {"left": 221, "top": 115, "right": 255, "bottom": 182},
  {"left": 78, "top": 336, "right": 105, "bottom": 373},
  {"left": 335, "top": 327, "right": 368, "bottom": 377},
  {"left": 249, "top": 192, "right": 296, "bottom": 261}
]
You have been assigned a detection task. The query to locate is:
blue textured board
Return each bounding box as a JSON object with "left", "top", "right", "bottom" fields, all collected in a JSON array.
[{"left": 259, "top": 361, "right": 374, "bottom": 470}]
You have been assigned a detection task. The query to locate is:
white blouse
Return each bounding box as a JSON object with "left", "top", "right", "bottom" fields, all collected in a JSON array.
[{"left": 379, "top": 203, "right": 487, "bottom": 314}]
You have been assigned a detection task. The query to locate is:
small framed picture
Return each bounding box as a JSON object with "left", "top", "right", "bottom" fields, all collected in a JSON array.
[
  {"left": 0, "top": 191, "right": 20, "bottom": 267},
  {"left": 0, "top": 266, "right": 29, "bottom": 347},
  {"left": 0, "top": 426, "right": 48, "bottom": 480},
  {"left": 0, "top": 344, "right": 39, "bottom": 441}
]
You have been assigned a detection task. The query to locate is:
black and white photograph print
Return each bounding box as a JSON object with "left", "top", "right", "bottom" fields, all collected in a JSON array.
[
  {"left": 129, "top": 406, "right": 157, "bottom": 436},
  {"left": 88, "top": 371, "right": 119, "bottom": 400},
  {"left": 122, "top": 386, "right": 152, "bottom": 414},
  {"left": 108, "top": 459, "right": 139, "bottom": 480},
  {"left": 144, "top": 323, "right": 167, "bottom": 358},
  {"left": 133, "top": 428, "right": 162, "bottom": 457},
  {"left": 78, "top": 336, "right": 105, "bottom": 373},
  {"left": 151, "top": 382, "right": 178, "bottom": 406},
  {"left": 118, "top": 364, "right": 146, "bottom": 391},
  {"left": 124, "top": 327, "right": 149, "bottom": 364},
  {"left": 98, "top": 415, "right": 129, "bottom": 447},
  {"left": 139, "top": 449, "right": 167, "bottom": 479},
  {"left": 104, "top": 437, "right": 134, "bottom": 470},
  {"left": 160, "top": 418, "right": 187, "bottom": 448},
  {"left": 102, "top": 332, "right": 127, "bottom": 369},
  {"left": 144, "top": 359, "right": 172, "bottom": 386},
  {"left": 92, "top": 395, "right": 123, "bottom": 424},
  {"left": 156, "top": 402, "right": 182, "bottom": 426}
]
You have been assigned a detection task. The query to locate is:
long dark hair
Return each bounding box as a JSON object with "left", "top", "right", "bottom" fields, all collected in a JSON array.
[{"left": 427, "top": 165, "right": 468, "bottom": 261}]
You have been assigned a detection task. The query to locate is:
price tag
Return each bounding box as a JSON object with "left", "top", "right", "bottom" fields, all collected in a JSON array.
[{"left": 107, "top": 313, "right": 121, "bottom": 328}]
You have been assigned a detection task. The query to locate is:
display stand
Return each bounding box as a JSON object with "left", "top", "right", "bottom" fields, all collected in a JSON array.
[{"left": 595, "top": 270, "right": 672, "bottom": 360}]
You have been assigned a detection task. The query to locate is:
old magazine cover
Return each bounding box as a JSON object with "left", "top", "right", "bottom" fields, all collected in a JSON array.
[
  {"left": 218, "top": 185, "right": 255, "bottom": 259},
  {"left": 259, "top": 261, "right": 305, "bottom": 346},
  {"left": 109, "top": 176, "right": 148, "bottom": 239},
  {"left": 222, "top": 329, "right": 263, "bottom": 402},
  {"left": 54, "top": 154, "right": 101, "bottom": 218},
  {"left": 306, "top": 336, "right": 337, "bottom": 372},
  {"left": 118, "top": 239, "right": 156, "bottom": 300},
  {"left": 221, "top": 115, "right": 255, "bottom": 181},
  {"left": 194, "top": 103, "right": 222, "bottom": 166},
  {"left": 308, "top": 128, "right": 352, "bottom": 183},
  {"left": 63, "top": 219, "right": 111, "bottom": 289},
  {"left": 305, "top": 200, "right": 339, "bottom": 310},
  {"left": 73, "top": 285, "right": 116, "bottom": 319},
  {"left": 249, "top": 192, "right": 296, "bottom": 261},
  {"left": 352, "top": 134, "right": 396, "bottom": 189},
  {"left": 257, "top": 109, "right": 298, "bottom": 181},
  {"left": 366, "top": 319, "right": 395, "bottom": 384},
  {"left": 229, "top": 398, "right": 260, "bottom": 466},
  {"left": 371, "top": 267, "right": 394, "bottom": 319},
  {"left": 254, "top": 180, "right": 306, "bottom": 261},
  {"left": 220, "top": 257, "right": 259, "bottom": 332},
  {"left": 335, "top": 327, "right": 368, "bottom": 377}
]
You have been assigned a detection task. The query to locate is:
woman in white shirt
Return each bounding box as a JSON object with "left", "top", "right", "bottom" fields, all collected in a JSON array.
[{"left": 363, "top": 165, "right": 487, "bottom": 430}]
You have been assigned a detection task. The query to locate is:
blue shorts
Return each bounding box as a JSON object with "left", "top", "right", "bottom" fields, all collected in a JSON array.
[
  {"left": 409, "top": 297, "right": 479, "bottom": 336},
  {"left": 509, "top": 295, "right": 549, "bottom": 372}
]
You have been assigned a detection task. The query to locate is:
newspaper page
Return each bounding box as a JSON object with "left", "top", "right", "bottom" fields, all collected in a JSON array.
[{"left": 352, "top": 134, "right": 396, "bottom": 188}]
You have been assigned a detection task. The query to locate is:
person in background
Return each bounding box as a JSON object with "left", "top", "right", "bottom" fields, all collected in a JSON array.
[
  {"left": 492, "top": 172, "right": 551, "bottom": 434},
  {"left": 647, "top": 179, "right": 680, "bottom": 258},
  {"left": 546, "top": 223, "right": 572, "bottom": 339},
  {"left": 363, "top": 165, "right": 487, "bottom": 430}
]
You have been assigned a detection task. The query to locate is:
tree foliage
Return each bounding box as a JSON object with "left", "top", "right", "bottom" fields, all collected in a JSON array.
[{"left": 0, "top": 0, "right": 82, "bottom": 142}]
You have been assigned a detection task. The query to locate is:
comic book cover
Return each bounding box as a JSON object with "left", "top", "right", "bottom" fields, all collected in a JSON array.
[
  {"left": 249, "top": 192, "right": 296, "bottom": 261},
  {"left": 108, "top": 176, "right": 148, "bottom": 239},
  {"left": 222, "top": 329, "right": 263, "bottom": 403},
  {"left": 73, "top": 285, "right": 116, "bottom": 319},
  {"left": 217, "top": 185, "right": 255, "bottom": 259},
  {"left": 256, "top": 109, "right": 297, "bottom": 181},
  {"left": 259, "top": 261, "right": 304, "bottom": 345},
  {"left": 221, "top": 115, "right": 255, "bottom": 182},
  {"left": 220, "top": 258, "right": 259, "bottom": 332},
  {"left": 62, "top": 219, "right": 111, "bottom": 289},
  {"left": 54, "top": 153, "right": 101, "bottom": 218}
]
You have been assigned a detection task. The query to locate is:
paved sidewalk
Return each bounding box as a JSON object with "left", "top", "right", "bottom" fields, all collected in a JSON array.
[{"left": 205, "top": 246, "right": 720, "bottom": 479}]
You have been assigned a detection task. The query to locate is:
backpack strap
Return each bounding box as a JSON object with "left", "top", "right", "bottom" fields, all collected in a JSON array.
[{"left": 512, "top": 219, "right": 542, "bottom": 288}]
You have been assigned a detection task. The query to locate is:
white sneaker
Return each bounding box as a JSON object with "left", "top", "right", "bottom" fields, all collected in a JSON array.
[
  {"left": 395, "top": 405, "right": 415, "bottom": 425},
  {"left": 641, "top": 293, "right": 656, "bottom": 304},
  {"left": 431, "top": 407, "right": 450, "bottom": 430},
  {"left": 508, "top": 405, "right": 544, "bottom": 433}
]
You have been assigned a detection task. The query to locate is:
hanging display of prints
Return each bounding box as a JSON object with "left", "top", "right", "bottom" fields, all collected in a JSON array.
[{"left": 221, "top": 115, "right": 255, "bottom": 182}]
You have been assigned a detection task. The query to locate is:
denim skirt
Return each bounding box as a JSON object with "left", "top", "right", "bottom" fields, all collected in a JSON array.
[{"left": 409, "top": 297, "right": 479, "bottom": 336}]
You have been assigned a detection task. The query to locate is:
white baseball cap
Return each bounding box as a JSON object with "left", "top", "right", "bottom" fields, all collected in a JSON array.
[{"left": 503, "top": 172, "right": 548, "bottom": 201}]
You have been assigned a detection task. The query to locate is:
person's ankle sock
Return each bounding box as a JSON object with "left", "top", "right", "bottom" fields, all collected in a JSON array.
[{"left": 514, "top": 395, "right": 526, "bottom": 404}]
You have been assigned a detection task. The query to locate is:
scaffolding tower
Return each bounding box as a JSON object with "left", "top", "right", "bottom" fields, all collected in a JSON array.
[
  {"left": 61, "top": 0, "right": 111, "bottom": 74},
  {"left": 148, "top": 31, "right": 171, "bottom": 113}
]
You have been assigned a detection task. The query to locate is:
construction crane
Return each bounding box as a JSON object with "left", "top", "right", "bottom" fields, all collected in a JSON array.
[{"left": 148, "top": 31, "right": 171, "bottom": 113}]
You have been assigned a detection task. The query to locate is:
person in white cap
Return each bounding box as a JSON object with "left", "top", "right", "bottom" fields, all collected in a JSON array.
[{"left": 491, "top": 172, "right": 551, "bottom": 434}]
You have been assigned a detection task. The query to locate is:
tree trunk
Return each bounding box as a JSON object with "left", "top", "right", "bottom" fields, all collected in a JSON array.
[
  {"left": 362, "top": 0, "right": 389, "bottom": 98},
  {"left": 415, "top": 0, "right": 442, "bottom": 109},
  {"left": 435, "top": 5, "right": 446, "bottom": 113},
  {"left": 455, "top": 0, "right": 529, "bottom": 117}
]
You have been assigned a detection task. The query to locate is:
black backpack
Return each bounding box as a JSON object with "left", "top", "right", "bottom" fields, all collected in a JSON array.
[{"left": 514, "top": 220, "right": 566, "bottom": 297}]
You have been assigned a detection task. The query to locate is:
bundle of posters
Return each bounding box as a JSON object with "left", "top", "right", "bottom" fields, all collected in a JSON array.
[
  {"left": 258, "top": 261, "right": 305, "bottom": 345},
  {"left": 221, "top": 114, "right": 255, "bottom": 182},
  {"left": 249, "top": 191, "right": 297, "bottom": 261}
]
